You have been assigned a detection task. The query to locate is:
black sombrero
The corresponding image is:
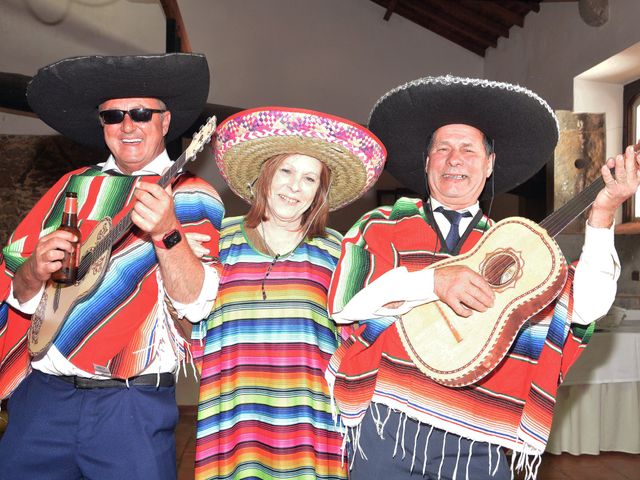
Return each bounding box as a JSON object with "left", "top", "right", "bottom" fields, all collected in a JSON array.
[
  {"left": 26, "top": 53, "right": 210, "bottom": 148},
  {"left": 368, "top": 75, "right": 559, "bottom": 200}
]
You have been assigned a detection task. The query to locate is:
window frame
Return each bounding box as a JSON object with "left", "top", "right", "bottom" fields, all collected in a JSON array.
[{"left": 622, "top": 77, "right": 640, "bottom": 222}]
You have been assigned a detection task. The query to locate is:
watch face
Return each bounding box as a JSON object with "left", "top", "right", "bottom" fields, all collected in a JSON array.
[{"left": 163, "top": 229, "right": 182, "bottom": 249}]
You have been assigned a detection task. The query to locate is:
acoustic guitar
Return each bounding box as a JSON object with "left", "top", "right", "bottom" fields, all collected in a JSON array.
[
  {"left": 397, "top": 175, "right": 609, "bottom": 387},
  {"left": 28, "top": 117, "right": 217, "bottom": 356}
]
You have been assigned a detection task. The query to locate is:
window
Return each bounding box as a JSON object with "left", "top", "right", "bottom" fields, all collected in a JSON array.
[{"left": 623, "top": 77, "right": 640, "bottom": 221}]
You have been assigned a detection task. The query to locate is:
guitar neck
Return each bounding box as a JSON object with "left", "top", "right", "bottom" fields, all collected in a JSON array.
[
  {"left": 539, "top": 176, "right": 605, "bottom": 238},
  {"left": 78, "top": 150, "right": 189, "bottom": 279}
]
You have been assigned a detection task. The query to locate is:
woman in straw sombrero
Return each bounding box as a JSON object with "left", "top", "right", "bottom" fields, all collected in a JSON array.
[{"left": 191, "top": 106, "right": 386, "bottom": 480}]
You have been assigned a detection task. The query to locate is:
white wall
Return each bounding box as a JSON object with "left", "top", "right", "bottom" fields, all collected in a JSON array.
[
  {"left": 179, "top": 0, "right": 483, "bottom": 123},
  {"left": 574, "top": 79, "right": 623, "bottom": 159},
  {"left": 484, "top": 0, "right": 640, "bottom": 111},
  {"left": 0, "top": 0, "right": 483, "bottom": 129},
  {"left": 0, "top": 0, "right": 166, "bottom": 134}
]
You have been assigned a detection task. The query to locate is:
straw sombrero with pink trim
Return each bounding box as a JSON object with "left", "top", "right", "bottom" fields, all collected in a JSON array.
[{"left": 214, "top": 106, "right": 387, "bottom": 210}]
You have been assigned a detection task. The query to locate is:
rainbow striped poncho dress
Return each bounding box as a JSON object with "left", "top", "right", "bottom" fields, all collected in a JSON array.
[{"left": 192, "top": 216, "right": 348, "bottom": 480}]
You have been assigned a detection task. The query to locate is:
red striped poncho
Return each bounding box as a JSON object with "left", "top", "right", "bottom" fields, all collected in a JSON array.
[
  {"left": 326, "top": 197, "right": 592, "bottom": 463},
  {"left": 0, "top": 167, "right": 223, "bottom": 399},
  {"left": 0, "top": 254, "right": 7, "bottom": 299}
]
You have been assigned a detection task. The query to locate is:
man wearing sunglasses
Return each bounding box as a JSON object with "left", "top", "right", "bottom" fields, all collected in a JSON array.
[{"left": 0, "top": 54, "right": 223, "bottom": 480}]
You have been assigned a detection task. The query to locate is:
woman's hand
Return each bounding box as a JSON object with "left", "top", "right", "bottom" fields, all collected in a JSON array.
[{"left": 185, "top": 232, "right": 211, "bottom": 259}]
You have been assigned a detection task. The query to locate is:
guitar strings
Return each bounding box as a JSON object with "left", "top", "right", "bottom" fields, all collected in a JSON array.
[
  {"left": 77, "top": 154, "right": 187, "bottom": 280},
  {"left": 75, "top": 119, "right": 217, "bottom": 280},
  {"left": 444, "top": 175, "right": 606, "bottom": 289},
  {"left": 540, "top": 177, "right": 605, "bottom": 236}
]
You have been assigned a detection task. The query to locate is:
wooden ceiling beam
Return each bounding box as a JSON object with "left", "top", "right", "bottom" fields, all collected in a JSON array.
[
  {"left": 384, "top": 0, "right": 398, "bottom": 21},
  {"left": 403, "top": 1, "right": 497, "bottom": 49},
  {"left": 400, "top": 14, "right": 487, "bottom": 55},
  {"left": 522, "top": 0, "right": 541, "bottom": 13},
  {"left": 500, "top": 0, "right": 540, "bottom": 16},
  {"left": 460, "top": 0, "right": 527, "bottom": 28},
  {"left": 370, "top": 0, "right": 490, "bottom": 55},
  {"left": 369, "top": 0, "right": 545, "bottom": 57},
  {"left": 159, "top": 0, "right": 192, "bottom": 53},
  {"left": 422, "top": 0, "right": 510, "bottom": 39},
  {"left": 0, "top": 72, "right": 32, "bottom": 113}
]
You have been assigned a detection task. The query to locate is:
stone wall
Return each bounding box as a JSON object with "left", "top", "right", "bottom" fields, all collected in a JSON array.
[
  {"left": 0, "top": 134, "right": 105, "bottom": 246},
  {"left": 552, "top": 111, "right": 606, "bottom": 234}
]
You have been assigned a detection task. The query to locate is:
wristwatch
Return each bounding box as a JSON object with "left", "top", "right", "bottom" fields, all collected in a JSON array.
[{"left": 153, "top": 228, "right": 182, "bottom": 250}]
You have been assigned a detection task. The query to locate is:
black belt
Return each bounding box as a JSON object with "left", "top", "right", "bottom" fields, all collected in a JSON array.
[{"left": 57, "top": 372, "right": 175, "bottom": 389}]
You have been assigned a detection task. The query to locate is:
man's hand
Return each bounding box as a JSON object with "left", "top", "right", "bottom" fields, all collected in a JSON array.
[
  {"left": 130, "top": 181, "right": 180, "bottom": 241},
  {"left": 25, "top": 230, "right": 78, "bottom": 283},
  {"left": 434, "top": 265, "right": 494, "bottom": 317},
  {"left": 13, "top": 229, "right": 78, "bottom": 303},
  {"left": 589, "top": 144, "right": 640, "bottom": 228},
  {"left": 130, "top": 181, "right": 207, "bottom": 304}
]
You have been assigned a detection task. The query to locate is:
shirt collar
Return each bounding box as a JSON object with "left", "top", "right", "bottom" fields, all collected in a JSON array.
[
  {"left": 99, "top": 150, "right": 173, "bottom": 176},
  {"left": 430, "top": 197, "right": 480, "bottom": 216}
]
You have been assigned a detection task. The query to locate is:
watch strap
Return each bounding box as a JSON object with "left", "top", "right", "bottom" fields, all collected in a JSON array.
[{"left": 152, "top": 226, "right": 183, "bottom": 250}]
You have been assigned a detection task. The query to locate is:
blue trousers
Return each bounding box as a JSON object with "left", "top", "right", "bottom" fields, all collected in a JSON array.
[
  {"left": 350, "top": 408, "right": 510, "bottom": 480},
  {"left": 0, "top": 370, "right": 178, "bottom": 480}
]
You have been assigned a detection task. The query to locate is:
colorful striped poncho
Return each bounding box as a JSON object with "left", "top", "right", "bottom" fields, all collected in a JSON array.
[
  {"left": 192, "top": 217, "right": 349, "bottom": 480},
  {"left": 0, "top": 167, "right": 223, "bottom": 398},
  {"left": 0, "top": 256, "right": 7, "bottom": 300},
  {"left": 326, "top": 198, "right": 593, "bottom": 476}
]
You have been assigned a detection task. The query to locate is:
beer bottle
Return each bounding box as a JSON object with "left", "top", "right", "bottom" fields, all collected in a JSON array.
[{"left": 51, "top": 192, "right": 81, "bottom": 284}]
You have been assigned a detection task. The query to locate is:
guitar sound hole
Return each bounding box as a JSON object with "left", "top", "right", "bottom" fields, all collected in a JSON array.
[{"left": 482, "top": 253, "right": 518, "bottom": 287}]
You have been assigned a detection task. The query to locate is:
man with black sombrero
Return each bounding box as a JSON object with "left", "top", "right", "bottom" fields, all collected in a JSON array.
[
  {"left": 0, "top": 54, "right": 224, "bottom": 480},
  {"left": 324, "top": 76, "right": 640, "bottom": 479}
]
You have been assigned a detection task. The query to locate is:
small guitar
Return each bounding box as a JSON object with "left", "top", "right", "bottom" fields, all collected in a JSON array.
[
  {"left": 397, "top": 175, "right": 608, "bottom": 387},
  {"left": 28, "top": 117, "right": 217, "bottom": 356}
]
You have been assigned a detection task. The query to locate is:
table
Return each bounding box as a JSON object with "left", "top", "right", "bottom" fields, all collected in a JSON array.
[{"left": 546, "top": 324, "right": 640, "bottom": 454}]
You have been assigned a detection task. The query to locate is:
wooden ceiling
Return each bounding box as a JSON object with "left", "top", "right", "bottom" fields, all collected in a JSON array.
[
  {"left": 370, "top": 0, "right": 574, "bottom": 57},
  {"left": 161, "top": 1, "right": 574, "bottom": 58}
]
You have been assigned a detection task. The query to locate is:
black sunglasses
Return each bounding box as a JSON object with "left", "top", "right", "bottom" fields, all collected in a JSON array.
[{"left": 98, "top": 108, "right": 166, "bottom": 125}]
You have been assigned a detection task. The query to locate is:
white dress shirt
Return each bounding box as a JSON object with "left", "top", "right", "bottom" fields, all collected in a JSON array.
[
  {"left": 7, "top": 151, "right": 219, "bottom": 378},
  {"left": 333, "top": 198, "right": 619, "bottom": 326}
]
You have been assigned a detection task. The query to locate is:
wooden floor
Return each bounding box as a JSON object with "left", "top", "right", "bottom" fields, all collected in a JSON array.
[{"left": 176, "top": 410, "right": 640, "bottom": 480}]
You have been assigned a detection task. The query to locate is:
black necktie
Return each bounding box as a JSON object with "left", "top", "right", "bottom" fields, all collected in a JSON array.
[{"left": 435, "top": 206, "right": 472, "bottom": 250}]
